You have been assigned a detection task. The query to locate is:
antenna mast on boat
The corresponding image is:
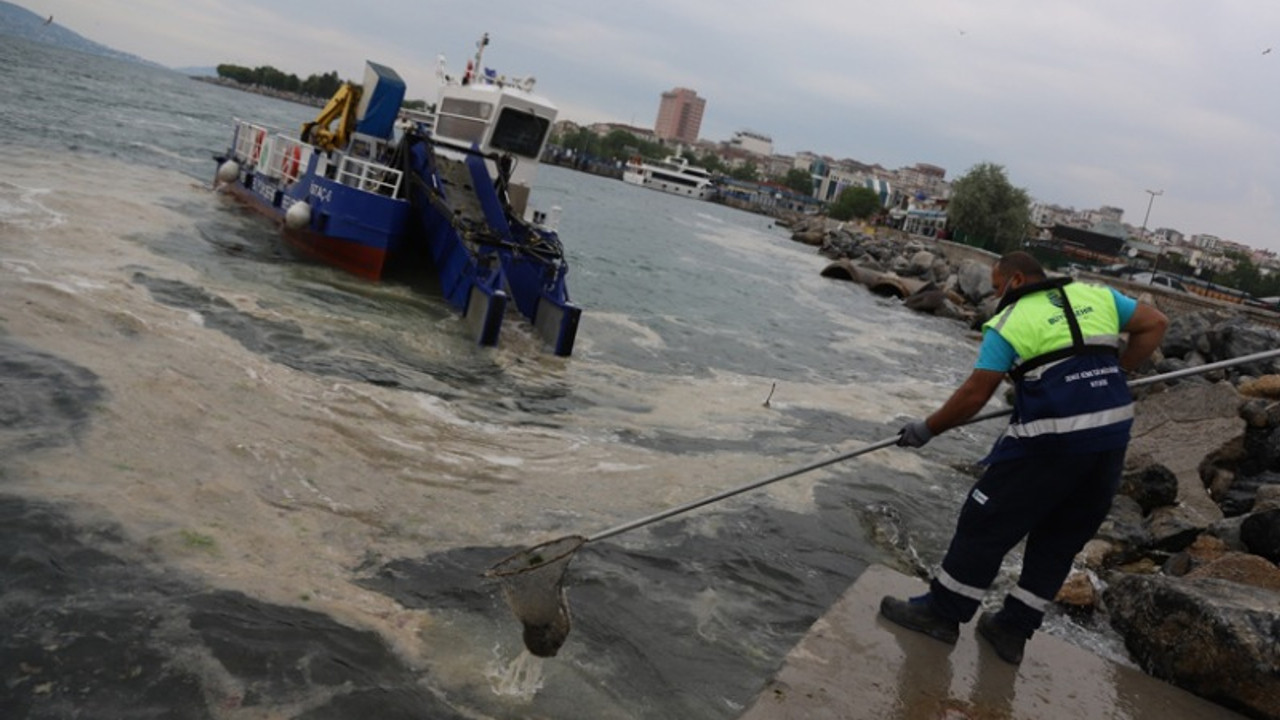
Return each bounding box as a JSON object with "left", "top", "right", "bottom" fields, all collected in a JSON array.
[{"left": 473, "top": 32, "right": 490, "bottom": 82}]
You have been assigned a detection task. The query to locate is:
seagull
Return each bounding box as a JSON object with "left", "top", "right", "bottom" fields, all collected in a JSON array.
[
  {"left": 1265, "top": 48, "right": 1273, "bottom": 55},
  {"left": 43, "top": 14, "right": 53, "bottom": 25}
]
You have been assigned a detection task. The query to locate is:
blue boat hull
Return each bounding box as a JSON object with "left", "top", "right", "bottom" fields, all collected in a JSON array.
[
  {"left": 215, "top": 124, "right": 579, "bottom": 356},
  {"left": 402, "top": 136, "right": 580, "bottom": 356}
]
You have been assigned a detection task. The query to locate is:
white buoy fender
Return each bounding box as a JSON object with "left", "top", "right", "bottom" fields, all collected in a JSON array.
[
  {"left": 285, "top": 201, "right": 311, "bottom": 230},
  {"left": 216, "top": 160, "right": 240, "bottom": 184}
]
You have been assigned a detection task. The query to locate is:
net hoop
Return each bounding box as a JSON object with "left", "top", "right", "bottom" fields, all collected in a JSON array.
[
  {"left": 485, "top": 535, "right": 586, "bottom": 657},
  {"left": 485, "top": 535, "right": 586, "bottom": 579}
]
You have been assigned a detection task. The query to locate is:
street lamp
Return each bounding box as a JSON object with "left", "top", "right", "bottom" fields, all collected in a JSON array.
[{"left": 1140, "top": 189, "right": 1164, "bottom": 284}]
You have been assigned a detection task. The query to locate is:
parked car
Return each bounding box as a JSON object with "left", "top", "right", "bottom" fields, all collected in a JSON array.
[
  {"left": 1126, "top": 272, "right": 1187, "bottom": 291},
  {"left": 1097, "top": 263, "right": 1138, "bottom": 277}
]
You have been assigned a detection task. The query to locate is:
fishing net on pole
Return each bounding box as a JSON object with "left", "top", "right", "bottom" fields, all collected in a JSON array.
[{"left": 485, "top": 535, "right": 585, "bottom": 657}]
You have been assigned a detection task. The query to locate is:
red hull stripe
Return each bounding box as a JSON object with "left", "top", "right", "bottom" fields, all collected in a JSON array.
[{"left": 221, "top": 183, "right": 390, "bottom": 281}]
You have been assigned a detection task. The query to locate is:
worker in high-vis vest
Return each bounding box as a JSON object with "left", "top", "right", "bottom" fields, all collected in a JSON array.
[{"left": 880, "top": 251, "right": 1168, "bottom": 664}]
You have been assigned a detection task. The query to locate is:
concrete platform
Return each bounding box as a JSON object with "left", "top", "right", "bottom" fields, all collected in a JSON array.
[{"left": 738, "top": 565, "right": 1247, "bottom": 719}]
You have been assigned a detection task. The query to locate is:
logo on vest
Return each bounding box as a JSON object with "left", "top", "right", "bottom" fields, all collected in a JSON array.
[{"left": 1047, "top": 304, "right": 1094, "bottom": 325}]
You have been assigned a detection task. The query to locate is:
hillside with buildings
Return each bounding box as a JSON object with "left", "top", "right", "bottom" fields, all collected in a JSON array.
[{"left": 549, "top": 84, "right": 1280, "bottom": 302}]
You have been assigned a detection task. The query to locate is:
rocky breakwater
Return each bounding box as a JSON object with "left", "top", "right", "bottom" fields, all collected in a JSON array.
[
  {"left": 788, "top": 217, "right": 1000, "bottom": 327},
  {"left": 788, "top": 216, "right": 1280, "bottom": 718},
  {"left": 1076, "top": 314, "right": 1280, "bottom": 720}
]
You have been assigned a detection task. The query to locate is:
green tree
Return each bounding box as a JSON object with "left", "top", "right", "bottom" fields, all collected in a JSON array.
[
  {"left": 697, "top": 152, "right": 728, "bottom": 175},
  {"left": 778, "top": 168, "right": 814, "bottom": 195},
  {"left": 828, "top": 186, "right": 882, "bottom": 221},
  {"left": 217, "top": 63, "right": 253, "bottom": 84},
  {"left": 946, "top": 162, "right": 1031, "bottom": 253},
  {"left": 559, "top": 127, "right": 601, "bottom": 157},
  {"left": 729, "top": 160, "right": 759, "bottom": 182},
  {"left": 217, "top": 64, "right": 344, "bottom": 99},
  {"left": 300, "top": 71, "right": 343, "bottom": 98},
  {"left": 1221, "top": 251, "right": 1263, "bottom": 295}
]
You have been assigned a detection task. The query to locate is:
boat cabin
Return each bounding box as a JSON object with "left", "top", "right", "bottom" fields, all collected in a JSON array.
[{"left": 428, "top": 73, "right": 558, "bottom": 218}]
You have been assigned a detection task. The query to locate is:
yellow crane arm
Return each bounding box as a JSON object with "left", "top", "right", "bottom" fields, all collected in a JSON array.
[{"left": 300, "top": 83, "right": 362, "bottom": 152}]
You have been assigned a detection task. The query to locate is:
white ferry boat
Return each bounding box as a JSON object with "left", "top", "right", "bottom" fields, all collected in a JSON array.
[{"left": 622, "top": 155, "right": 714, "bottom": 200}]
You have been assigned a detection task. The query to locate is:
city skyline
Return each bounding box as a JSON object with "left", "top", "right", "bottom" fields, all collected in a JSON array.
[{"left": 15, "top": 0, "right": 1280, "bottom": 253}]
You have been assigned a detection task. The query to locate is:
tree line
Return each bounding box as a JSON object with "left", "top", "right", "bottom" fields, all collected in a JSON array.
[
  {"left": 214, "top": 64, "right": 429, "bottom": 110},
  {"left": 216, "top": 64, "right": 345, "bottom": 98}
]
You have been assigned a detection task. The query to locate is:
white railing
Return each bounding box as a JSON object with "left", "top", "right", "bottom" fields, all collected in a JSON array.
[
  {"left": 232, "top": 119, "right": 272, "bottom": 167},
  {"left": 231, "top": 120, "right": 311, "bottom": 185},
  {"left": 334, "top": 155, "right": 403, "bottom": 197},
  {"left": 232, "top": 118, "right": 400, "bottom": 195},
  {"left": 263, "top": 133, "right": 312, "bottom": 185}
]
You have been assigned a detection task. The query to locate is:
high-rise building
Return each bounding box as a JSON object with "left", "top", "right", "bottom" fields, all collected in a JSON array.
[{"left": 654, "top": 88, "right": 705, "bottom": 145}]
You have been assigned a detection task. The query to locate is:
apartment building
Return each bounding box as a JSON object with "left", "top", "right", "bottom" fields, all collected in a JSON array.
[{"left": 654, "top": 87, "right": 706, "bottom": 145}]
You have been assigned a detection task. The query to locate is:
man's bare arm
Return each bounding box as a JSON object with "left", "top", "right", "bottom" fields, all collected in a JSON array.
[
  {"left": 926, "top": 369, "right": 1006, "bottom": 435},
  {"left": 1119, "top": 303, "right": 1169, "bottom": 371}
]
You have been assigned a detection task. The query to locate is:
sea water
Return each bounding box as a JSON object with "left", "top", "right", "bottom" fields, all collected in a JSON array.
[{"left": 0, "top": 34, "right": 1048, "bottom": 719}]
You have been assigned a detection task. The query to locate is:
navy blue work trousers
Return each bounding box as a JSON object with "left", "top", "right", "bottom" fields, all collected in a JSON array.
[{"left": 928, "top": 447, "right": 1126, "bottom": 636}]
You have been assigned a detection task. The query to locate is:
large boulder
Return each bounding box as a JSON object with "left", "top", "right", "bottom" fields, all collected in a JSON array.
[
  {"left": 1244, "top": 425, "right": 1280, "bottom": 474},
  {"left": 1119, "top": 463, "right": 1179, "bottom": 515},
  {"left": 906, "top": 250, "right": 935, "bottom": 277},
  {"left": 955, "top": 260, "right": 991, "bottom": 304},
  {"left": 904, "top": 285, "right": 973, "bottom": 322},
  {"left": 1103, "top": 573, "right": 1280, "bottom": 719},
  {"left": 1146, "top": 504, "right": 1207, "bottom": 552},
  {"left": 903, "top": 288, "right": 948, "bottom": 314},
  {"left": 1055, "top": 570, "right": 1099, "bottom": 612},
  {"left": 1255, "top": 484, "right": 1280, "bottom": 512},
  {"left": 1238, "top": 375, "right": 1280, "bottom": 400},
  {"left": 1094, "top": 494, "right": 1151, "bottom": 560},
  {"left": 1208, "top": 317, "right": 1280, "bottom": 376},
  {"left": 1219, "top": 471, "right": 1280, "bottom": 517},
  {"left": 1162, "top": 533, "right": 1229, "bottom": 577},
  {"left": 1240, "top": 508, "right": 1280, "bottom": 562},
  {"left": 1161, "top": 310, "right": 1224, "bottom": 358},
  {"left": 1184, "top": 551, "right": 1280, "bottom": 591},
  {"left": 792, "top": 229, "right": 825, "bottom": 246},
  {"left": 929, "top": 259, "right": 951, "bottom": 285}
]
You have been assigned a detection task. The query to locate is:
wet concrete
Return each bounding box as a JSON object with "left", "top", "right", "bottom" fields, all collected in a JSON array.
[{"left": 738, "top": 565, "right": 1248, "bottom": 720}]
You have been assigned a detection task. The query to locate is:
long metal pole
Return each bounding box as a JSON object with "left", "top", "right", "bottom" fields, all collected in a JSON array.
[
  {"left": 1142, "top": 189, "right": 1164, "bottom": 283},
  {"left": 586, "top": 347, "right": 1280, "bottom": 543}
]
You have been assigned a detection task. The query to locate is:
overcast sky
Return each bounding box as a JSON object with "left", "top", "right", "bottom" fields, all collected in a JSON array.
[{"left": 26, "top": 0, "right": 1280, "bottom": 252}]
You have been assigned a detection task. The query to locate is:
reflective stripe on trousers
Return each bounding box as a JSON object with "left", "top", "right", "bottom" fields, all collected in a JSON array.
[{"left": 927, "top": 447, "right": 1126, "bottom": 635}]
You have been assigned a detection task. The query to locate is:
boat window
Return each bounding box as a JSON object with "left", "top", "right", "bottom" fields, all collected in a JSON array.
[
  {"left": 491, "top": 108, "right": 550, "bottom": 158},
  {"left": 434, "top": 115, "right": 487, "bottom": 144},
  {"left": 439, "top": 98, "right": 493, "bottom": 119},
  {"left": 649, "top": 171, "right": 703, "bottom": 188}
]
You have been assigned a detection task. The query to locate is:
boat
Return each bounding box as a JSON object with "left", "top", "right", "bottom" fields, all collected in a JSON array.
[
  {"left": 212, "top": 35, "right": 580, "bottom": 356},
  {"left": 621, "top": 155, "right": 714, "bottom": 200}
]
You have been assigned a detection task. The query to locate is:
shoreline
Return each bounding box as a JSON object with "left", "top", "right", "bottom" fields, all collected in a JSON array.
[{"left": 188, "top": 75, "right": 327, "bottom": 108}]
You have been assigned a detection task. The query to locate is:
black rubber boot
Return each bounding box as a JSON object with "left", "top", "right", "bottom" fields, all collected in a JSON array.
[
  {"left": 879, "top": 595, "right": 959, "bottom": 644},
  {"left": 977, "top": 611, "right": 1026, "bottom": 664}
]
